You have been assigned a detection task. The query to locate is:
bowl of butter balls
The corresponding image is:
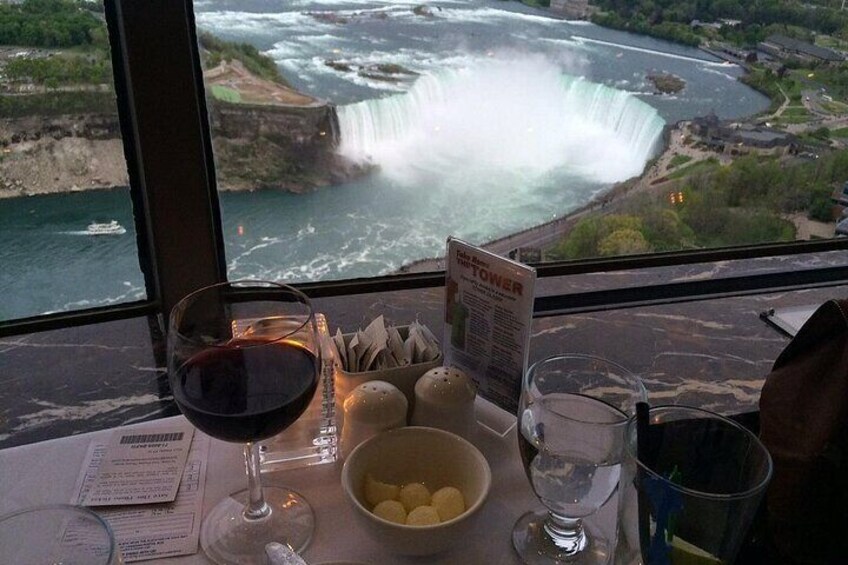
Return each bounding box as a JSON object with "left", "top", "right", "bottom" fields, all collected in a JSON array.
[{"left": 341, "top": 426, "right": 491, "bottom": 556}]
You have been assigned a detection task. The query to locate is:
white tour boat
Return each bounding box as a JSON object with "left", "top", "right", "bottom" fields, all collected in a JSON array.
[{"left": 86, "top": 220, "right": 127, "bottom": 236}]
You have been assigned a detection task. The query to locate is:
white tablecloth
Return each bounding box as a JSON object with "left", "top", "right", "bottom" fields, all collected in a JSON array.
[{"left": 0, "top": 414, "right": 617, "bottom": 564}]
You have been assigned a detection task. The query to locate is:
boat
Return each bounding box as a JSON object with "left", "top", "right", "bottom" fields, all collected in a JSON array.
[{"left": 86, "top": 220, "right": 127, "bottom": 235}]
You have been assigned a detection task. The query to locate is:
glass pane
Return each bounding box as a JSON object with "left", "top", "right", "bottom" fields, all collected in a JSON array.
[
  {"left": 193, "top": 1, "right": 844, "bottom": 284},
  {"left": 0, "top": 0, "right": 144, "bottom": 321}
]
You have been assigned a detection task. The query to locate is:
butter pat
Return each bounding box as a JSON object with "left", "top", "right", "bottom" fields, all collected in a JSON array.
[
  {"left": 431, "top": 486, "right": 465, "bottom": 521},
  {"left": 365, "top": 474, "right": 400, "bottom": 507},
  {"left": 398, "top": 483, "right": 431, "bottom": 512},
  {"left": 373, "top": 500, "right": 407, "bottom": 524},
  {"left": 406, "top": 505, "right": 440, "bottom": 526}
]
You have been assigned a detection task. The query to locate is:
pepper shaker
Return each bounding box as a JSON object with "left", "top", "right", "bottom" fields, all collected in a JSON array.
[{"left": 411, "top": 366, "right": 477, "bottom": 440}]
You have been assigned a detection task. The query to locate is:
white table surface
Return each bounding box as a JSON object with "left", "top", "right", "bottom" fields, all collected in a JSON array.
[{"left": 0, "top": 414, "right": 617, "bottom": 564}]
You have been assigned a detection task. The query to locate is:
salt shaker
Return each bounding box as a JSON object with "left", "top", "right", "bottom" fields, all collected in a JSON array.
[
  {"left": 411, "top": 366, "right": 477, "bottom": 440},
  {"left": 341, "top": 380, "right": 408, "bottom": 459}
]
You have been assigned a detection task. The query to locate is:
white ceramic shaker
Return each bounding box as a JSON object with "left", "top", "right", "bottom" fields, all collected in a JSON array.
[
  {"left": 410, "top": 366, "right": 477, "bottom": 440},
  {"left": 340, "top": 380, "right": 408, "bottom": 459}
]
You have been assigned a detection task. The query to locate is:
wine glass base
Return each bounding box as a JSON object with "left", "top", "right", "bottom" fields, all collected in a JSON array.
[
  {"left": 201, "top": 485, "right": 314, "bottom": 565},
  {"left": 512, "top": 510, "right": 611, "bottom": 564}
]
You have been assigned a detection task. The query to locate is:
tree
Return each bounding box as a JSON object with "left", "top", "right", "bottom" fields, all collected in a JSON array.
[
  {"left": 547, "top": 216, "right": 603, "bottom": 260},
  {"left": 547, "top": 215, "right": 652, "bottom": 259},
  {"left": 598, "top": 229, "right": 652, "bottom": 255},
  {"left": 640, "top": 208, "right": 696, "bottom": 251}
]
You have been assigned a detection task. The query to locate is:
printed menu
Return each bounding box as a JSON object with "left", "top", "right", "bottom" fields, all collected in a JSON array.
[
  {"left": 73, "top": 423, "right": 209, "bottom": 562},
  {"left": 80, "top": 426, "right": 194, "bottom": 506},
  {"left": 444, "top": 237, "right": 536, "bottom": 413}
]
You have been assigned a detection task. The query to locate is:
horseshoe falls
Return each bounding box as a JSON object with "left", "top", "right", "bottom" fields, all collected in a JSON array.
[{"left": 337, "top": 57, "right": 665, "bottom": 186}]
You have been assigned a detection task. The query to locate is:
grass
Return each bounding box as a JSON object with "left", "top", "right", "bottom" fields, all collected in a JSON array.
[
  {"left": 830, "top": 127, "right": 848, "bottom": 138},
  {"left": 741, "top": 66, "right": 809, "bottom": 113},
  {"left": 773, "top": 105, "right": 813, "bottom": 125},
  {"left": 784, "top": 71, "right": 809, "bottom": 102},
  {"left": 775, "top": 115, "right": 813, "bottom": 125},
  {"left": 822, "top": 100, "right": 848, "bottom": 114},
  {"left": 211, "top": 85, "right": 241, "bottom": 103},
  {"left": 668, "top": 158, "right": 720, "bottom": 180},
  {"left": 668, "top": 154, "right": 693, "bottom": 169},
  {"left": 782, "top": 106, "right": 809, "bottom": 117},
  {"left": 815, "top": 35, "right": 848, "bottom": 51},
  {"left": 0, "top": 91, "right": 116, "bottom": 117}
]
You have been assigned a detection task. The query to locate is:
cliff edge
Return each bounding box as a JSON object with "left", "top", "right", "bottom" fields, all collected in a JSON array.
[{"left": 0, "top": 60, "right": 368, "bottom": 199}]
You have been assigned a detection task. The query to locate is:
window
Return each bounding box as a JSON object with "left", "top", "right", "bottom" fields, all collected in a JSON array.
[
  {"left": 1, "top": 0, "right": 847, "bottom": 336},
  {"left": 191, "top": 0, "right": 848, "bottom": 289},
  {"left": 0, "top": 0, "right": 144, "bottom": 322}
]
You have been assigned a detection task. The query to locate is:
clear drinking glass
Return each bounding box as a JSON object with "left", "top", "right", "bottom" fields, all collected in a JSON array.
[
  {"left": 168, "top": 280, "right": 321, "bottom": 564},
  {"left": 513, "top": 354, "right": 646, "bottom": 564},
  {"left": 617, "top": 405, "right": 773, "bottom": 565},
  {"left": 0, "top": 504, "right": 121, "bottom": 564}
]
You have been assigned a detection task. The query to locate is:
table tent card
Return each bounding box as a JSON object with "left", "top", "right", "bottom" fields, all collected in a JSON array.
[{"left": 443, "top": 237, "right": 536, "bottom": 414}]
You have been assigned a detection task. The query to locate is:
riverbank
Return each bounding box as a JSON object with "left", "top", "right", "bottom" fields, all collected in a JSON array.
[
  {"left": 0, "top": 102, "right": 368, "bottom": 199},
  {"left": 0, "top": 115, "right": 127, "bottom": 198},
  {"left": 0, "top": 54, "right": 361, "bottom": 198},
  {"left": 397, "top": 111, "right": 836, "bottom": 273}
]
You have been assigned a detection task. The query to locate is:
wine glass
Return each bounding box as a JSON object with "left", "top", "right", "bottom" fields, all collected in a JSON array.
[
  {"left": 513, "top": 354, "right": 646, "bottom": 564},
  {"left": 168, "top": 280, "right": 321, "bottom": 564}
]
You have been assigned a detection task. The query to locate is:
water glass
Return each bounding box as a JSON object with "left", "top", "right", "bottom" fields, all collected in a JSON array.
[
  {"left": 0, "top": 504, "right": 121, "bottom": 564},
  {"left": 617, "top": 405, "right": 773, "bottom": 565},
  {"left": 513, "top": 354, "right": 646, "bottom": 564}
]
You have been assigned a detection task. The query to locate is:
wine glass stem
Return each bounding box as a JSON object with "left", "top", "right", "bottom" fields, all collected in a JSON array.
[
  {"left": 243, "top": 442, "right": 271, "bottom": 521},
  {"left": 545, "top": 512, "right": 588, "bottom": 556}
]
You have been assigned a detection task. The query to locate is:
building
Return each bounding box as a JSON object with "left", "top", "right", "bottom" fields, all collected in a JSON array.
[
  {"left": 730, "top": 125, "right": 797, "bottom": 150},
  {"left": 691, "top": 19, "right": 740, "bottom": 30},
  {"left": 758, "top": 35, "right": 844, "bottom": 64},
  {"left": 690, "top": 19, "right": 723, "bottom": 31},
  {"left": 549, "top": 0, "right": 592, "bottom": 20},
  {"left": 691, "top": 112, "right": 797, "bottom": 155},
  {"left": 708, "top": 42, "right": 758, "bottom": 64}
]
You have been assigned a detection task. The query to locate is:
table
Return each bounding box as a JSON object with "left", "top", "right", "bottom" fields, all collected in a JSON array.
[{"left": 0, "top": 414, "right": 619, "bottom": 564}]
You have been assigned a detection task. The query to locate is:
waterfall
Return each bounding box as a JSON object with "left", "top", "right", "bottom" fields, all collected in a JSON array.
[{"left": 337, "top": 55, "right": 665, "bottom": 185}]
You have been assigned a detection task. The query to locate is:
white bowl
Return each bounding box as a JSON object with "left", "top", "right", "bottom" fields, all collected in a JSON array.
[{"left": 341, "top": 426, "right": 491, "bottom": 556}]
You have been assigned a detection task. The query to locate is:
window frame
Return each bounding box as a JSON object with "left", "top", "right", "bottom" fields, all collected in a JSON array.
[{"left": 1, "top": 0, "right": 847, "bottom": 338}]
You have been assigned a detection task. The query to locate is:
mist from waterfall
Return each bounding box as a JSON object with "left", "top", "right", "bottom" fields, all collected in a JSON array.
[{"left": 337, "top": 55, "right": 665, "bottom": 187}]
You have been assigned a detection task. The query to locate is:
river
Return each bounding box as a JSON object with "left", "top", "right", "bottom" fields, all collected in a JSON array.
[{"left": 0, "top": 0, "right": 769, "bottom": 320}]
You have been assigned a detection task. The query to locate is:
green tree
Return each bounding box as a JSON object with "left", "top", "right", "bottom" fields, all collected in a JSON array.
[
  {"left": 547, "top": 214, "right": 652, "bottom": 259},
  {"left": 0, "top": 0, "right": 102, "bottom": 48},
  {"left": 598, "top": 228, "right": 652, "bottom": 255},
  {"left": 807, "top": 182, "right": 836, "bottom": 222},
  {"left": 640, "top": 208, "right": 696, "bottom": 251},
  {"left": 548, "top": 216, "right": 604, "bottom": 260}
]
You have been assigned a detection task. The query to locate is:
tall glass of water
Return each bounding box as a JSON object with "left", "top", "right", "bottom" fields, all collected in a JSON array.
[{"left": 513, "top": 354, "right": 646, "bottom": 564}]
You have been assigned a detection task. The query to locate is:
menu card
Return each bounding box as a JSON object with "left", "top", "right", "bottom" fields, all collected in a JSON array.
[
  {"left": 444, "top": 237, "right": 536, "bottom": 413},
  {"left": 73, "top": 423, "right": 209, "bottom": 562},
  {"left": 79, "top": 425, "right": 194, "bottom": 506}
]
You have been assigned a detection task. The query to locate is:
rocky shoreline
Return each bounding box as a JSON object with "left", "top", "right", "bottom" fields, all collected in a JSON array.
[
  {"left": 0, "top": 114, "right": 126, "bottom": 198},
  {"left": 0, "top": 104, "right": 368, "bottom": 199}
]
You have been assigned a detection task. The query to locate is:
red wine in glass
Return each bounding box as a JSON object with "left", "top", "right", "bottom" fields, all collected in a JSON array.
[
  {"left": 173, "top": 338, "right": 318, "bottom": 443},
  {"left": 167, "top": 280, "right": 320, "bottom": 564}
]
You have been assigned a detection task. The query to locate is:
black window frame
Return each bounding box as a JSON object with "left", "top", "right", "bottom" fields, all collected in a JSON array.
[{"left": 1, "top": 0, "right": 847, "bottom": 339}]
